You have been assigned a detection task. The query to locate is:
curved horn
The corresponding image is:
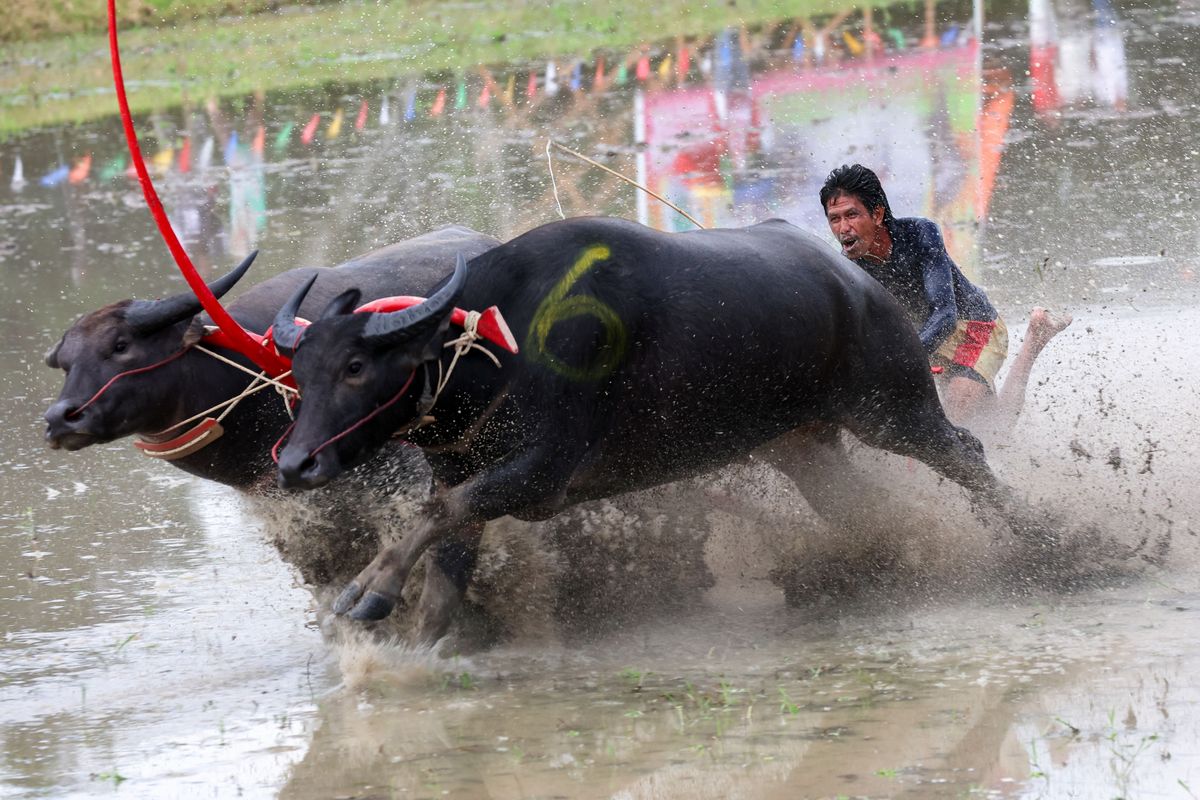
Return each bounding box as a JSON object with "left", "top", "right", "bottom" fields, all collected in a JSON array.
[
  {"left": 362, "top": 252, "right": 469, "bottom": 347},
  {"left": 272, "top": 273, "right": 319, "bottom": 358},
  {"left": 125, "top": 250, "right": 259, "bottom": 334}
]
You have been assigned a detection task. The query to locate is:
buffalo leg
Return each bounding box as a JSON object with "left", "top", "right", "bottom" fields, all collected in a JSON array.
[
  {"left": 756, "top": 426, "right": 879, "bottom": 528},
  {"left": 841, "top": 407, "right": 1053, "bottom": 546},
  {"left": 412, "top": 522, "right": 485, "bottom": 645},
  {"left": 335, "top": 442, "right": 584, "bottom": 621}
]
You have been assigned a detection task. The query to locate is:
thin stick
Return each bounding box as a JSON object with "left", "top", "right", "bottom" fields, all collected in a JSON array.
[
  {"left": 546, "top": 139, "right": 707, "bottom": 230},
  {"left": 545, "top": 140, "right": 567, "bottom": 220}
]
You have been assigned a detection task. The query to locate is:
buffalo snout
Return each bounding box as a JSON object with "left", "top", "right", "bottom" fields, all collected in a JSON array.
[
  {"left": 277, "top": 446, "right": 335, "bottom": 490},
  {"left": 43, "top": 399, "right": 91, "bottom": 450}
]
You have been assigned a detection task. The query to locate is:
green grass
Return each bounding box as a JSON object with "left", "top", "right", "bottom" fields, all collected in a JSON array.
[{"left": 1, "top": 0, "right": 902, "bottom": 137}]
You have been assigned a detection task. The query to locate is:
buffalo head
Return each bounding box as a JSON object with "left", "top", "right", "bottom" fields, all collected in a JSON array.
[
  {"left": 43, "top": 253, "right": 257, "bottom": 450},
  {"left": 273, "top": 254, "right": 468, "bottom": 489}
]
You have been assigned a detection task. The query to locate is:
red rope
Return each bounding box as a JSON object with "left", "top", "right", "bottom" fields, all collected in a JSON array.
[
  {"left": 106, "top": 0, "right": 290, "bottom": 378},
  {"left": 66, "top": 347, "right": 190, "bottom": 419}
]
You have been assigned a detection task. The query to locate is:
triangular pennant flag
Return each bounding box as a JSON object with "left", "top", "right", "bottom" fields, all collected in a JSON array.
[
  {"left": 843, "top": 31, "right": 864, "bottom": 56},
  {"left": 68, "top": 154, "right": 92, "bottom": 184},
  {"left": 224, "top": 131, "right": 239, "bottom": 163},
  {"left": 198, "top": 136, "right": 215, "bottom": 169},
  {"left": 10, "top": 155, "right": 25, "bottom": 189},
  {"left": 301, "top": 113, "right": 320, "bottom": 144},
  {"left": 40, "top": 164, "right": 69, "bottom": 187},
  {"left": 152, "top": 146, "right": 175, "bottom": 174},
  {"left": 405, "top": 88, "right": 417, "bottom": 120},
  {"left": 570, "top": 61, "right": 582, "bottom": 92},
  {"left": 355, "top": 99, "right": 369, "bottom": 131},
  {"left": 594, "top": 56, "right": 606, "bottom": 91},
  {"left": 98, "top": 155, "right": 126, "bottom": 181},
  {"left": 677, "top": 46, "right": 690, "bottom": 79},
  {"left": 273, "top": 122, "right": 294, "bottom": 152},
  {"left": 177, "top": 137, "right": 192, "bottom": 173},
  {"left": 379, "top": 95, "right": 391, "bottom": 125},
  {"left": 658, "top": 54, "right": 673, "bottom": 81},
  {"left": 636, "top": 55, "right": 650, "bottom": 81},
  {"left": 526, "top": 71, "right": 537, "bottom": 100},
  {"left": 478, "top": 83, "right": 492, "bottom": 108},
  {"left": 455, "top": 81, "right": 467, "bottom": 109},
  {"left": 326, "top": 108, "right": 344, "bottom": 139},
  {"left": 503, "top": 74, "right": 515, "bottom": 105},
  {"left": 253, "top": 125, "right": 265, "bottom": 155},
  {"left": 431, "top": 88, "right": 447, "bottom": 116}
]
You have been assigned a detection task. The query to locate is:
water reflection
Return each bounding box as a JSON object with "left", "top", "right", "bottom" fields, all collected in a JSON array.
[
  {"left": 1031, "top": 0, "right": 1129, "bottom": 120},
  {"left": 0, "top": 1, "right": 999, "bottom": 280},
  {"left": 638, "top": 20, "right": 994, "bottom": 278}
]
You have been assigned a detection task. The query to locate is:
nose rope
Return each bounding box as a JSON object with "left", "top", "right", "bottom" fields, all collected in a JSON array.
[
  {"left": 66, "top": 348, "right": 190, "bottom": 420},
  {"left": 276, "top": 311, "right": 504, "bottom": 468},
  {"left": 273, "top": 369, "right": 418, "bottom": 465}
]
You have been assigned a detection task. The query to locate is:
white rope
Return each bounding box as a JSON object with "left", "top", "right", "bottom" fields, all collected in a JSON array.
[
  {"left": 424, "top": 311, "right": 502, "bottom": 422},
  {"left": 195, "top": 342, "right": 299, "bottom": 397},
  {"left": 144, "top": 343, "right": 299, "bottom": 438}
]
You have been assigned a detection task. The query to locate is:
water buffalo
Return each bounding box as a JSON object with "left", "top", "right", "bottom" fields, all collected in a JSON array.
[
  {"left": 43, "top": 227, "right": 504, "bottom": 593},
  {"left": 44, "top": 225, "right": 499, "bottom": 489},
  {"left": 272, "top": 216, "right": 1045, "bottom": 641}
]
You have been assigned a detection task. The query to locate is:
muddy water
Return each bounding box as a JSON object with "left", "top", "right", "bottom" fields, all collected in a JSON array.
[{"left": 3, "top": 0, "right": 1200, "bottom": 797}]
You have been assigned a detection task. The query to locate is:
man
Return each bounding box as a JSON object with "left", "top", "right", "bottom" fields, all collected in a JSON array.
[{"left": 819, "top": 163, "right": 1070, "bottom": 431}]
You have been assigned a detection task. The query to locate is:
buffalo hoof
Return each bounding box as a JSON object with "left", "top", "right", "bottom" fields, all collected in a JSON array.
[
  {"left": 349, "top": 591, "right": 396, "bottom": 621},
  {"left": 332, "top": 581, "right": 363, "bottom": 616}
]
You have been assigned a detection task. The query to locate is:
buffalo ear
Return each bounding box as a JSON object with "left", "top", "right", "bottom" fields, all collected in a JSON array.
[
  {"left": 45, "top": 337, "right": 64, "bottom": 369},
  {"left": 181, "top": 318, "right": 207, "bottom": 348},
  {"left": 320, "top": 288, "right": 362, "bottom": 320},
  {"left": 419, "top": 312, "right": 455, "bottom": 362}
]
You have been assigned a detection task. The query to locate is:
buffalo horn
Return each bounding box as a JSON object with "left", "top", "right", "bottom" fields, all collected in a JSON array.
[
  {"left": 125, "top": 251, "right": 259, "bottom": 334},
  {"left": 272, "top": 274, "right": 319, "bottom": 358},
  {"left": 362, "top": 252, "right": 469, "bottom": 347}
]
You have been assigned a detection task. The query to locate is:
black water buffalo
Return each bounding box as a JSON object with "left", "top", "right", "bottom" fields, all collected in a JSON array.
[
  {"left": 44, "top": 225, "right": 500, "bottom": 489},
  {"left": 272, "top": 216, "right": 1042, "bottom": 641}
]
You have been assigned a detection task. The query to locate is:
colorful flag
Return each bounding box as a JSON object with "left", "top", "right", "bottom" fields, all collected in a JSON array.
[
  {"left": 177, "top": 137, "right": 191, "bottom": 173},
  {"left": 273, "top": 122, "right": 294, "bottom": 152},
  {"left": 40, "top": 164, "right": 68, "bottom": 187},
  {"left": 636, "top": 55, "right": 650, "bottom": 81},
  {"left": 301, "top": 113, "right": 320, "bottom": 144},
  {"left": 68, "top": 154, "right": 92, "bottom": 184},
  {"left": 326, "top": 108, "right": 344, "bottom": 139}
]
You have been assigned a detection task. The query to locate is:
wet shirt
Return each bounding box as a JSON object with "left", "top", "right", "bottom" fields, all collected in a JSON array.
[{"left": 854, "top": 217, "right": 996, "bottom": 353}]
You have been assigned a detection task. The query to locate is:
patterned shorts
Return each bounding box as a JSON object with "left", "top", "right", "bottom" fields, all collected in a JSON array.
[{"left": 932, "top": 317, "right": 1009, "bottom": 392}]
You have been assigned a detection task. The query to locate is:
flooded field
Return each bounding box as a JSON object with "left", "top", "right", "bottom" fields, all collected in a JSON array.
[{"left": 2, "top": 0, "right": 1199, "bottom": 796}]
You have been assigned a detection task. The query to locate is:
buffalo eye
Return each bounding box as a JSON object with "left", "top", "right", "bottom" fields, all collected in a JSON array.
[
  {"left": 113, "top": 340, "right": 128, "bottom": 354},
  {"left": 346, "top": 359, "right": 363, "bottom": 376}
]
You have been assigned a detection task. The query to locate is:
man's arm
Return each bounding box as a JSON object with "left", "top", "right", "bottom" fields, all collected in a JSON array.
[{"left": 915, "top": 220, "right": 958, "bottom": 352}]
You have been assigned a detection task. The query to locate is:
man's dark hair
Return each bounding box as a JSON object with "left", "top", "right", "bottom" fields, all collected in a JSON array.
[{"left": 819, "top": 164, "right": 894, "bottom": 223}]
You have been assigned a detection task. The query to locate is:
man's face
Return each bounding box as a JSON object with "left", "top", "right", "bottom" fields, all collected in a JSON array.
[{"left": 824, "top": 192, "right": 885, "bottom": 260}]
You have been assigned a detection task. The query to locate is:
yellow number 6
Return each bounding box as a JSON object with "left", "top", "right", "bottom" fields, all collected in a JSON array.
[{"left": 526, "top": 244, "right": 629, "bottom": 382}]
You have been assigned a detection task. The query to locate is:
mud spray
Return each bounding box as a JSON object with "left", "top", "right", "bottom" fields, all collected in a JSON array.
[{"left": 242, "top": 305, "right": 1195, "bottom": 687}]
